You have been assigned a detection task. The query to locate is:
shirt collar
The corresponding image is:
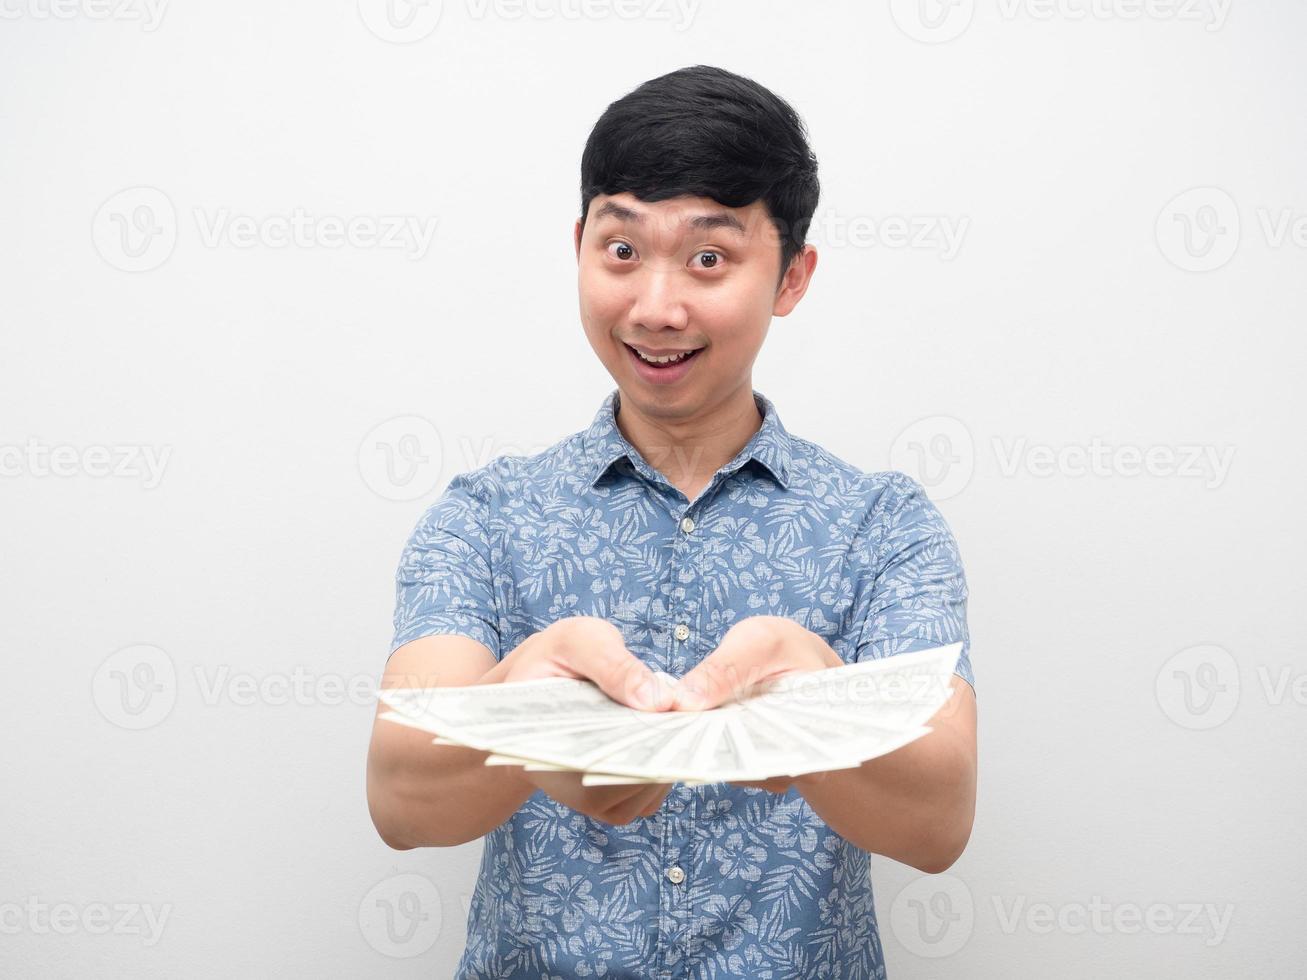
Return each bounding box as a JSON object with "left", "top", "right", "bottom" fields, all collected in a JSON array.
[{"left": 582, "top": 387, "right": 794, "bottom": 491}]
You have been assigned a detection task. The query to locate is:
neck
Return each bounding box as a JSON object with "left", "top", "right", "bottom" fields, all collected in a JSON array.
[{"left": 614, "top": 383, "right": 763, "bottom": 496}]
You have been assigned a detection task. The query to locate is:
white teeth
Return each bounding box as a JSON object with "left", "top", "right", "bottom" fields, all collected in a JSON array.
[{"left": 634, "top": 348, "right": 694, "bottom": 365}]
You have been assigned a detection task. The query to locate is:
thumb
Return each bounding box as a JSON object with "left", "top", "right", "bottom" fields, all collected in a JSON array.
[
  {"left": 674, "top": 622, "right": 778, "bottom": 711},
  {"left": 574, "top": 634, "right": 673, "bottom": 711}
]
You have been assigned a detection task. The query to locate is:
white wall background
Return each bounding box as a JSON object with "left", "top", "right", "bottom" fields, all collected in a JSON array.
[{"left": 2, "top": 0, "right": 1303, "bottom": 976}]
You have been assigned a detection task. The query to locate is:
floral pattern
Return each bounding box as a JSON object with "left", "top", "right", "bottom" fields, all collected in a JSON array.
[{"left": 390, "top": 388, "right": 974, "bottom": 979}]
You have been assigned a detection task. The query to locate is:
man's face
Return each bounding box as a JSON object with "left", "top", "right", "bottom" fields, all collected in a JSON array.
[{"left": 575, "top": 192, "right": 813, "bottom": 417}]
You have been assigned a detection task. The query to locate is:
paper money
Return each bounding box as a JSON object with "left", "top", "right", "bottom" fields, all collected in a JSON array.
[{"left": 378, "top": 641, "right": 963, "bottom": 786}]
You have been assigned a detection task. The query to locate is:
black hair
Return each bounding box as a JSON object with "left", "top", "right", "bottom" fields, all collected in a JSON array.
[{"left": 579, "top": 64, "right": 820, "bottom": 288}]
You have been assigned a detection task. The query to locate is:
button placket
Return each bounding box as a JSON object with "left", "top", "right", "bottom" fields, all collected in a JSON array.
[
  {"left": 674, "top": 517, "right": 695, "bottom": 648},
  {"left": 658, "top": 506, "right": 700, "bottom": 975},
  {"left": 657, "top": 808, "right": 692, "bottom": 972}
]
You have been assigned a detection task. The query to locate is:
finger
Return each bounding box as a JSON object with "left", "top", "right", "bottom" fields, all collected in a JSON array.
[
  {"left": 674, "top": 619, "right": 782, "bottom": 711},
  {"left": 611, "top": 781, "right": 671, "bottom": 822},
  {"left": 556, "top": 622, "right": 670, "bottom": 711},
  {"left": 527, "top": 769, "right": 649, "bottom": 816},
  {"left": 633, "top": 782, "right": 673, "bottom": 818},
  {"left": 506, "top": 620, "right": 662, "bottom": 709},
  {"left": 590, "top": 782, "right": 656, "bottom": 825},
  {"left": 640, "top": 784, "right": 674, "bottom": 816}
]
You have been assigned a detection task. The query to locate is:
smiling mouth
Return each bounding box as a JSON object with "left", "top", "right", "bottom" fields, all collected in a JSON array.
[{"left": 624, "top": 343, "right": 704, "bottom": 366}]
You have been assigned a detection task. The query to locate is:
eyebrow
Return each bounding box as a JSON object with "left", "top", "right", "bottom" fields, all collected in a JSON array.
[{"left": 593, "top": 201, "right": 746, "bottom": 236}]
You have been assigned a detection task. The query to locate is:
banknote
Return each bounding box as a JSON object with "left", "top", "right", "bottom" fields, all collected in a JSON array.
[{"left": 378, "top": 641, "right": 963, "bottom": 786}]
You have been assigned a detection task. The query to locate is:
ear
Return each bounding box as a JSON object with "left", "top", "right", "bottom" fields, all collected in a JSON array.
[
  {"left": 574, "top": 218, "right": 584, "bottom": 261},
  {"left": 773, "top": 244, "right": 818, "bottom": 317}
]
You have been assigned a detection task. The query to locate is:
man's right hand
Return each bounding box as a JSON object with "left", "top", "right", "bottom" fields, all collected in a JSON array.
[{"left": 482, "top": 616, "right": 679, "bottom": 825}]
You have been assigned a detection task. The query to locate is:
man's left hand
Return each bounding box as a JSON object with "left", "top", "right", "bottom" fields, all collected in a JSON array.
[{"left": 671, "top": 616, "right": 844, "bottom": 795}]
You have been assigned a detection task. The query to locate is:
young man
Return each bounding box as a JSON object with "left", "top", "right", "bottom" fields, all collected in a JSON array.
[{"left": 367, "top": 64, "right": 976, "bottom": 979}]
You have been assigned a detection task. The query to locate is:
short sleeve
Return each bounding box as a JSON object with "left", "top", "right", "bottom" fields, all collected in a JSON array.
[
  {"left": 851, "top": 472, "right": 975, "bottom": 695},
  {"left": 389, "top": 472, "right": 502, "bottom": 661}
]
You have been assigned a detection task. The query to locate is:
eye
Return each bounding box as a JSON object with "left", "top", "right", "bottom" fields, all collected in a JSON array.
[
  {"left": 606, "top": 241, "right": 635, "bottom": 261},
  {"left": 692, "top": 250, "right": 722, "bottom": 270}
]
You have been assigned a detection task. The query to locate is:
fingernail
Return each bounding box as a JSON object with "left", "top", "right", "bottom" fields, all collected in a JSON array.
[
  {"left": 677, "top": 681, "right": 706, "bottom": 710},
  {"left": 632, "top": 676, "right": 656, "bottom": 710}
]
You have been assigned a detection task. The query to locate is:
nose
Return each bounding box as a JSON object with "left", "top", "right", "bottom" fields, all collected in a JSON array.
[{"left": 628, "top": 266, "right": 689, "bottom": 334}]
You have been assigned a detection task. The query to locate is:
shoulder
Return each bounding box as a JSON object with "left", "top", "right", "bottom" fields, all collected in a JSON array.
[
  {"left": 787, "top": 433, "right": 929, "bottom": 516},
  {"left": 419, "top": 431, "right": 584, "bottom": 522},
  {"left": 786, "top": 433, "right": 955, "bottom": 562}
]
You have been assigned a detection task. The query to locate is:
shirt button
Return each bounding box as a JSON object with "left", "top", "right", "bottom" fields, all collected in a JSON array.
[
  {"left": 665, "top": 866, "right": 686, "bottom": 885},
  {"left": 680, "top": 516, "right": 695, "bottom": 533},
  {"left": 673, "top": 624, "right": 690, "bottom": 642}
]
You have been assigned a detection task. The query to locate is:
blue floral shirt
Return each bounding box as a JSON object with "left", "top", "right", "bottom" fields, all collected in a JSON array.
[{"left": 390, "top": 388, "right": 974, "bottom": 979}]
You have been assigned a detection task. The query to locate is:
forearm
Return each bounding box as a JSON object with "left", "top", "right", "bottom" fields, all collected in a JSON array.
[
  {"left": 681, "top": 620, "right": 977, "bottom": 872},
  {"left": 798, "top": 696, "right": 976, "bottom": 873},
  {"left": 368, "top": 729, "right": 535, "bottom": 849},
  {"left": 367, "top": 655, "right": 535, "bottom": 850}
]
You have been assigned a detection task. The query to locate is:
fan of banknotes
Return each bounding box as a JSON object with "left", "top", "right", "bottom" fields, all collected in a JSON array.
[{"left": 377, "top": 641, "right": 963, "bottom": 786}]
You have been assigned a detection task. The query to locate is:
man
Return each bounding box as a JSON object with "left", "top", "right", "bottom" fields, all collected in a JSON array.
[{"left": 366, "top": 64, "right": 976, "bottom": 979}]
